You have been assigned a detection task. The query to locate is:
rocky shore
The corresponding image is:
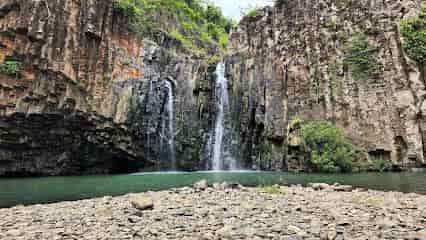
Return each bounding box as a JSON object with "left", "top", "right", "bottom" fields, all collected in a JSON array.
[{"left": 0, "top": 182, "right": 425, "bottom": 240}]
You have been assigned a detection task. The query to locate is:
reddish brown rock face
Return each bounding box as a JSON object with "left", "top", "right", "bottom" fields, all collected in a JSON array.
[
  {"left": 226, "top": 0, "right": 426, "bottom": 171},
  {"left": 0, "top": 0, "right": 216, "bottom": 176},
  {"left": 0, "top": 0, "right": 146, "bottom": 116},
  {"left": 0, "top": 0, "right": 147, "bottom": 176}
]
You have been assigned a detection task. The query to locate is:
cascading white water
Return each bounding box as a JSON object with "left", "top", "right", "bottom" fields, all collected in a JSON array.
[
  {"left": 162, "top": 81, "right": 176, "bottom": 170},
  {"left": 211, "top": 63, "right": 237, "bottom": 170}
]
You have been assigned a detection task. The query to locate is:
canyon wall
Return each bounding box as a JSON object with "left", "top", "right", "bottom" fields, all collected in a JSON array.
[
  {"left": 0, "top": 0, "right": 217, "bottom": 176},
  {"left": 227, "top": 0, "right": 426, "bottom": 171},
  {"left": 2, "top": 0, "right": 425, "bottom": 175}
]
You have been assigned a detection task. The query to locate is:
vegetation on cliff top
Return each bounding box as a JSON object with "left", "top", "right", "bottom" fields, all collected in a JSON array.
[
  {"left": 400, "top": 4, "right": 426, "bottom": 66},
  {"left": 243, "top": 0, "right": 288, "bottom": 18},
  {"left": 114, "top": 0, "right": 234, "bottom": 57},
  {"left": 343, "top": 35, "right": 382, "bottom": 81},
  {"left": 246, "top": 8, "right": 261, "bottom": 18}
]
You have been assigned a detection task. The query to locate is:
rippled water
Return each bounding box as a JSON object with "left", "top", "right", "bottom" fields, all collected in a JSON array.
[{"left": 0, "top": 171, "right": 425, "bottom": 208}]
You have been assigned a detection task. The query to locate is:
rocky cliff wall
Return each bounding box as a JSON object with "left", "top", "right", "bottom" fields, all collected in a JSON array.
[
  {"left": 226, "top": 0, "right": 426, "bottom": 171},
  {"left": 0, "top": 0, "right": 217, "bottom": 176}
]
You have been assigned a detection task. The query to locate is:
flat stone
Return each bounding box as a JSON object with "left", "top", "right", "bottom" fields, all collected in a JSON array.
[{"left": 287, "top": 225, "right": 307, "bottom": 237}]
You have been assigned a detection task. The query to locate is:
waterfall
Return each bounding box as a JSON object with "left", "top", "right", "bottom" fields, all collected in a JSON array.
[
  {"left": 161, "top": 80, "right": 176, "bottom": 170},
  {"left": 210, "top": 62, "right": 237, "bottom": 171}
]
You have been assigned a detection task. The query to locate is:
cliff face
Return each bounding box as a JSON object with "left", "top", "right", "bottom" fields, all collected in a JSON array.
[
  {"left": 0, "top": 0, "right": 216, "bottom": 176},
  {"left": 2, "top": 0, "right": 425, "bottom": 176},
  {"left": 227, "top": 0, "right": 426, "bottom": 170}
]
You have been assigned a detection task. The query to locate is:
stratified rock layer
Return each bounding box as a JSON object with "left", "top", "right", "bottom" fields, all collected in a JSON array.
[
  {"left": 0, "top": 0, "right": 216, "bottom": 176},
  {"left": 226, "top": 0, "right": 426, "bottom": 171}
]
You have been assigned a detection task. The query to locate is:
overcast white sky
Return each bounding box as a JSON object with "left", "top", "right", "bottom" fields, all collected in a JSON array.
[{"left": 211, "top": 0, "right": 272, "bottom": 21}]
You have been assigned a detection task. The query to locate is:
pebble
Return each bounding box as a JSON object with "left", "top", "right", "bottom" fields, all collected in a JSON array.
[{"left": 0, "top": 182, "right": 424, "bottom": 239}]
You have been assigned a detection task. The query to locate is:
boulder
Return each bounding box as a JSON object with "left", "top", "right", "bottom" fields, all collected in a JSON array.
[
  {"left": 213, "top": 182, "right": 243, "bottom": 190},
  {"left": 194, "top": 180, "right": 208, "bottom": 190},
  {"left": 308, "top": 183, "right": 331, "bottom": 191},
  {"left": 333, "top": 185, "right": 354, "bottom": 192},
  {"left": 129, "top": 194, "right": 154, "bottom": 211},
  {"left": 212, "top": 182, "right": 222, "bottom": 190}
]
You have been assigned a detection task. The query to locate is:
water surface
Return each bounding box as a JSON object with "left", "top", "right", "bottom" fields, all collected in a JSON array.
[{"left": 0, "top": 171, "right": 425, "bottom": 208}]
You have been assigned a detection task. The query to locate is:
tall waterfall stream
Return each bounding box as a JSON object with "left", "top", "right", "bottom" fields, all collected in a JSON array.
[
  {"left": 161, "top": 80, "right": 176, "bottom": 170},
  {"left": 210, "top": 63, "right": 238, "bottom": 170}
]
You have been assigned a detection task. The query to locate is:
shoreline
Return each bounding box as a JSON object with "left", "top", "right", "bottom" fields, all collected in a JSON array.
[
  {"left": 0, "top": 183, "right": 425, "bottom": 239},
  {"left": 1, "top": 171, "right": 426, "bottom": 208},
  {"left": 2, "top": 167, "right": 426, "bottom": 179}
]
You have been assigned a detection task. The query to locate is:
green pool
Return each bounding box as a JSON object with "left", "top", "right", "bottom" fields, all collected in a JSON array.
[{"left": 0, "top": 171, "right": 425, "bottom": 208}]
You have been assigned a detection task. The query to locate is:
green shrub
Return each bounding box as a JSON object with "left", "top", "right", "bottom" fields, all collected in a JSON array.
[
  {"left": 369, "top": 157, "right": 391, "bottom": 172},
  {"left": 328, "top": 60, "right": 343, "bottom": 98},
  {"left": 260, "top": 184, "right": 283, "bottom": 194},
  {"left": 324, "top": 17, "right": 337, "bottom": 29},
  {"left": 169, "top": 29, "right": 191, "bottom": 49},
  {"left": 298, "top": 121, "right": 363, "bottom": 173},
  {"left": 0, "top": 60, "right": 21, "bottom": 76},
  {"left": 246, "top": 8, "right": 260, "bottom": 18},
  {"left": 114, "top": 0, "right": 153, "bottom": 34},
  {"left": 343, "top": 35, "right": 382, "bottom": 81},
  {"left": 114, "top": 0, "right": 234, "bottom": 55},
  {"left": 400, "top": 4, "right": 426, "bottom": 66}
]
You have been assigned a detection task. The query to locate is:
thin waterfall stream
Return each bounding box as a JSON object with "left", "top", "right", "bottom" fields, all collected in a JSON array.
[{"left": 161, "top": 80, "right": 176, "bottom": 170}]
